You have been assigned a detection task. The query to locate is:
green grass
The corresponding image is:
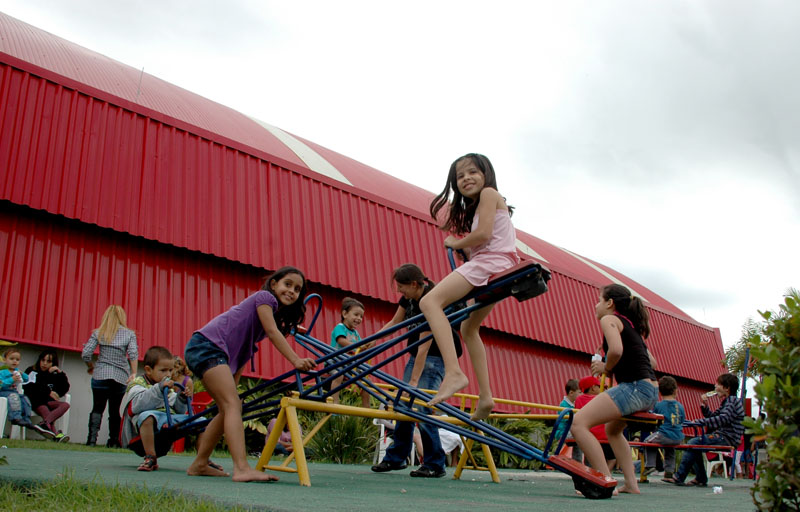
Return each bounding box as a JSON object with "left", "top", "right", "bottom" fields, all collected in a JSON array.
[
  {"left": 0, "top": 438, "right": 233, "bottom": 460},
  {"left": 0, "top": 470, "right": 253, "bottom": 512},
  {"left": 0, "top": 439, "right": 258, "bottom": 511}
]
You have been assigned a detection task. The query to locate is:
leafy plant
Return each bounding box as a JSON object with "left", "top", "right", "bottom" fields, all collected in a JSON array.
[
  {"left": 746, "top": 288, "right": 800, "bottom": 511},
  {"left": 470, "top": 418, "right": 550, "bottom": 470},
  {"left": 724, "top": 318, "right": 764, "bottom": 378},
  {"left": 306, "top": 387, "right": 377, "bottom": 464}
]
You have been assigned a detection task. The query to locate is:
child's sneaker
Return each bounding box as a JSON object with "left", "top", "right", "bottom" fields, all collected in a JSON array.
[
  {"left": 138, "top": 455, "right": 158, "bottom": 471},
  {"left": 54, "top": 432, "right": 70, "bottom": 443},
  {"left": 642, "top": 466, "right": 656, "bottom": 478},
  {"left": 30, "top": 422, "right": 56, "bottom": 439}
]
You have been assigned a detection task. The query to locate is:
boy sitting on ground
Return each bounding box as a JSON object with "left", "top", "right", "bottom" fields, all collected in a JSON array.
[
  {"left": 120, "top": 346, "right": 190, "bottom": 471},
  {"left": 642, "top": 376, "right": 685, "bottom": 480}
]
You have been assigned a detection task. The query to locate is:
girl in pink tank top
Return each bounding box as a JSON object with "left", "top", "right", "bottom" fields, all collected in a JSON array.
[{"left": 422, "top": 153, "right": 519, "bottom": 420}]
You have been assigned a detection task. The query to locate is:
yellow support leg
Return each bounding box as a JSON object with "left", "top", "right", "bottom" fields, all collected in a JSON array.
[
  {"left": 284, "top": 404, "right": 311, "bottom": 486},
  {"left": 256, "top": 406, "right": 286, "bottom": 471}
]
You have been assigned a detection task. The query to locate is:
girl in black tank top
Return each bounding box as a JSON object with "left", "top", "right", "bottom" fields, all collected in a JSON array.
[{"left": 570, "top": 284, "right": 658, "bottom": 496}]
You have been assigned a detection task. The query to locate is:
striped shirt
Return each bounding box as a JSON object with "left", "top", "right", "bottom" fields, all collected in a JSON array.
[
  {"left": 697, "top": 395, "right": 745, "bottom": 446},
  {"left": 81, "top": 327, "right": 138, "bottom": 385}
]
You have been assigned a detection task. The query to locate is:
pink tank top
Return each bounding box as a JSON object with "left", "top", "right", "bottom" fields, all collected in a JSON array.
[{"left": 471, "top": 209, "right": 517, "bottom": 255}]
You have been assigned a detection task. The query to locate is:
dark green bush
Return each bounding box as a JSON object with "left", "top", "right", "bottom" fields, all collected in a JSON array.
[
  {"left": 306, "top": 388, "right": 378, "bottom": 464},
  {"left": 470, "top": 418, "right": 550, "bottom": 470},
  {"left": 746, "top": 289, "right": 800, "bottom": 511}
]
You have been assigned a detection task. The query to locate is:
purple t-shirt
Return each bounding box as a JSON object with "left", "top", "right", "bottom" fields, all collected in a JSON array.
[{"left": 197, "top": 290, "right": 279, "bottom": 373}]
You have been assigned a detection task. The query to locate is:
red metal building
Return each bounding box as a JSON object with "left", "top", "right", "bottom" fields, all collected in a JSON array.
[{"left": 0, "top": 13, "right": 725, "bottom": 420}]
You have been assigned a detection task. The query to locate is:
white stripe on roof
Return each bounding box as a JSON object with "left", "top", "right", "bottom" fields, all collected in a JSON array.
[
  {"left": 515, "top": 239, "right": 548, "bottom": 262},
  {"left": 560, "top": 247, "right": 646, "bottom": 301},
  {"left": 249, "top": 117, "right": 352, "bottom": 186}
]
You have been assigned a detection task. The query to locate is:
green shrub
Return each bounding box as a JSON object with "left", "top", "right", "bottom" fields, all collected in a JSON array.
[
  {"left": 306, "top": 388, "right": 377, "bottom": 464},
  {"left": 470, "top": 418, "right": 550, "bottom": 470},
  {"left": 746, "top": 289, "right": 800, "bottom": 511}
]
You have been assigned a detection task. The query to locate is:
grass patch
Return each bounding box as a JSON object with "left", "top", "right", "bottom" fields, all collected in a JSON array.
[
  {"left": 0, "top": 438, "right": 234, "bottom": 460},
  {"left": 0, "top": 470, "right": 253, "bottom": 511}
]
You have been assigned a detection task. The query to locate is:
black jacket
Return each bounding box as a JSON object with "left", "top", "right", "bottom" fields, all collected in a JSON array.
[{"left": 23, "top": 366, "right": 70, "bottom": 408}]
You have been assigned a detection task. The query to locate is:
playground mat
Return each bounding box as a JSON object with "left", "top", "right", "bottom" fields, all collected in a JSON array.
[{"left": 0, "top": 447, "right": 757, "bottom": 511}]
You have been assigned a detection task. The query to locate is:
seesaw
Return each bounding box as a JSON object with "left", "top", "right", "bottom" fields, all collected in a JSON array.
[{"left": 144, "top": 252, "right": 625, "bottom": 498}]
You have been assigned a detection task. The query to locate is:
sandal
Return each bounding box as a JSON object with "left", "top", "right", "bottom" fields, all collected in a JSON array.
[
  {"left": 208, "top": 460, "right": 224, "bottom": 472},
  {"left": 661, "top": 477, "right": 680, "bottom": 484},
  {"left": 685, "top": 479, "right": 707, "bottom": 487},
  {"left": 138, "top": 455, "right": 158, "bottom": 472}
]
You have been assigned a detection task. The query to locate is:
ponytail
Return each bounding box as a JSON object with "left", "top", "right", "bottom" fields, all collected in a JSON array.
[
  {"left": 392, "top": 263, "right": 434, "bottom": 288},
  {"left": 601, "top": 284, "right": 650, "bottom": 339}
]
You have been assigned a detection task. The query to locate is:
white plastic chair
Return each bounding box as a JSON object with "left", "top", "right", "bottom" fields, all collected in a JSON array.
[
  {"left": 0, "top": 396, "right": 10, "bottom": 438},
  {"left": 372, "top": 417, "right": 419, "bottom": 465},
  {"left": 373, "top": 417, "right": 394, "bottom": 464},
  {"left": 705, "top": 449, "right": 730, "bottom": 478}
]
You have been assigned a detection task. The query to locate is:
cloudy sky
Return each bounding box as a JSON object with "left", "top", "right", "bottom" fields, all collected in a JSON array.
[{"left": 3, "top": 1, "right": 798, "bottom": 350}]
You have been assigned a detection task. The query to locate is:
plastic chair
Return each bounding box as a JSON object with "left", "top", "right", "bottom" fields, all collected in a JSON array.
[
  {"left": 705, "top": 449, "right": 730, "bottom": 478},
  {"left": 0, "top": 396, "right": 10, "bottom": 438},
  {"left": 372, "top": 417, "right": 393, "bottom": 464}
]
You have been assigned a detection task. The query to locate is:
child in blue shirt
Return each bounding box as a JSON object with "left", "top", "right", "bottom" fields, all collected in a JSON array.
[
  {"left": 642, "top": 376, "right": 685, "bottom": 479},
  {"left": 0, "top": 347, "right": 55, "bottom": 438},
  {"left": 329, "top": 297, "right": 370, "bottom": 407}
]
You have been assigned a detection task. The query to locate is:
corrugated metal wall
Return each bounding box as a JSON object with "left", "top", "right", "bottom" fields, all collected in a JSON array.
[
  {"left": 0, "top": 59, "right": 725, "bottom": 387},
  {"left": 0, "top": 201, "right": 713, "bottom": 417}
]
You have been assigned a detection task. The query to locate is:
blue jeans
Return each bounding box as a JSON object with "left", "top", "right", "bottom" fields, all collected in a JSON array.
[
  {"left": 382, "top": 356, "right": 446, "bottom": 471},
  {"left": 0, "top": 390, "right": 32, "bottom": 424},
  {"left": 674, "top": 433, "right": 731, "bottom": 484}
]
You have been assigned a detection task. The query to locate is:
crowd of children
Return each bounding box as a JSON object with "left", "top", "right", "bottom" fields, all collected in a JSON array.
[{"left": 3, "top": 153, "right": 746, "bottom": 497}]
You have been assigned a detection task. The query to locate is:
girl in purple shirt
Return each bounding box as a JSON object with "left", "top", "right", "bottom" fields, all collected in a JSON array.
[{"left": 184, "top": 266, "right": 316, "bottom": 483}]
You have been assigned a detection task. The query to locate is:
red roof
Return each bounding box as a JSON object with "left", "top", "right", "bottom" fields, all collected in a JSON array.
[{"left": 0, "top": 12, "right": 726, "bottom": 386}]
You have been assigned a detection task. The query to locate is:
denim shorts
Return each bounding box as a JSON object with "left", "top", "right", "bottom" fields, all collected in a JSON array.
[
  {"left": 606, "top": 378, "right": 658, "bottom": 416},
  {"left": 184, "top": 332, "right": 229, "bottom": 379}
]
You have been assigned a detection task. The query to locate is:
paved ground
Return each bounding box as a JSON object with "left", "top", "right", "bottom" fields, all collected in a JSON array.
[{"left": 0, "top": 446, "right": 758, "bottom": 511}]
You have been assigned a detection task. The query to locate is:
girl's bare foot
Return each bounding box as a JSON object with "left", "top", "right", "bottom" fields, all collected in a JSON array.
[
  {"left": 470, "top": 397, "right": 495, "bottom": 421},
  {"left": 428, "top": 373, "right": 469, "bottom": 406},
  {"left": 614, "top": 484, "right": 640, "bottom": 495},
  {"left": 232, "top": 467, "right": 279, "bottom": 482},
  {"left": 187, "top": 461, "right": 229, "bottom": 477}
]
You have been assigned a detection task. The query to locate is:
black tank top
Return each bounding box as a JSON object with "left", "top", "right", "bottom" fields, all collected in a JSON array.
[{"left": 602, "top": 313, "right": 655, "bottom": 383}]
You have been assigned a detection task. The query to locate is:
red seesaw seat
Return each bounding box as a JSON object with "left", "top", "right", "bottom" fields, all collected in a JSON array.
[{"left": 548, "top": 454, "right": 617, "bottom": 499}]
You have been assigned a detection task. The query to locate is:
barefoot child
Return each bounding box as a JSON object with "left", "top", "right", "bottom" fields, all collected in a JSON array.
[
  {"left": 120, "top": 346, "right": 191, "bottom": 471},
  {"left": 421, "top": 153, "right": 519, "bottom": 419},
  {"left": 183, "top": 266, "right": 317, "bottom": 482},
  {"left": 570, "top": 284, "right": 659, "bottom": 495}
]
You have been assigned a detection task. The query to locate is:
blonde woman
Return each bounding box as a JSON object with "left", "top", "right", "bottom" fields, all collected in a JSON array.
[{"left": 81, "top": 305, "right": 139, "bottom": 447}]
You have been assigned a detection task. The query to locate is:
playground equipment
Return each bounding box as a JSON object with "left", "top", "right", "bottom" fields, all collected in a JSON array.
[{"left": 151, "top": 251, "right": 645, "bottom": 498}]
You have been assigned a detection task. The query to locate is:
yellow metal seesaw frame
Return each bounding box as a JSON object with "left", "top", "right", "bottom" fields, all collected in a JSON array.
[{"left": 253, "top": 385, "right": 604, "bottom": 487}]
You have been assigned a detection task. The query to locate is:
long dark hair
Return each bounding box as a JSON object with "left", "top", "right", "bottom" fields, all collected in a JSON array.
[
  {"left": 34, "top": 349, "right": 59, "bottom": 372},
  {"left": 601, "top": 283, "right": 651, "bottom": 339},
  {"left": 262, "top": 266, "right": 308, "bottom": 334},
  {"left": 392, "top": 263, "right": 435, "bottom": 288},
  {"left": 429, "top": 153, "right": 513, "bottom": 234}
]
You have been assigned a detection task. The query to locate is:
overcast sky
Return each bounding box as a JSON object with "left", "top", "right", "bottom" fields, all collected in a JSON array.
[{"left": 3, "top": 0, "right": 798, "bottom": 350}]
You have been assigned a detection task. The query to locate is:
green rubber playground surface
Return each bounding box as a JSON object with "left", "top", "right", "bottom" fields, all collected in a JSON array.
[{"left": 0, "top": 445, "right": 758, "bottom": 511}]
